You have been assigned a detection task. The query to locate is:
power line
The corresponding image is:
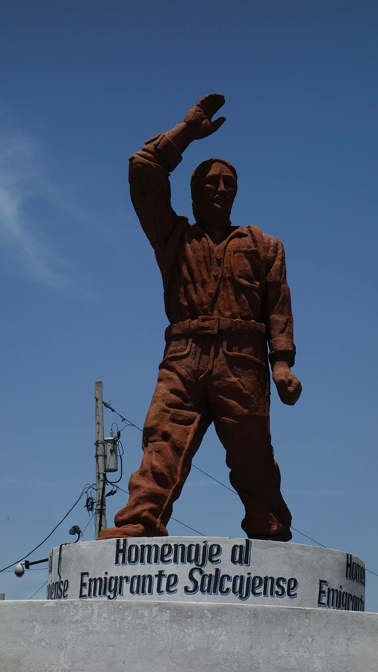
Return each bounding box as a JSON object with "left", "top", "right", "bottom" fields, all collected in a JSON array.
[
  {"left": 190, "top": 463, "right": 236, "bottom": 494},
  {"left": 3, "top": 512, "right": 96, "bottom": 579},
  {"left": 82, "top": 513, "right": 95, "bottom": 537},
  {"left": 103, "top": 402, "right": 378, "bottom": 579},
  {"left": 103, "top": 402, "right": 142, "bottom": 431},
  {"left": 103, "top": 401, "right": 237, "bottom": 490},
  {"left": 169, "top": 518, "right": 205, "bottom": 536},
  {"left": 116, "top": 486, "right": 205, "bottom": 536},
  {"left": 29, "top": 581, "right": 47, "bottom": 600},
  {"left": 290, "top": 526, "right": 327, "bottom": 548},
  {"left": 0, "top": 485, "right": 94, "bottom": 573}
]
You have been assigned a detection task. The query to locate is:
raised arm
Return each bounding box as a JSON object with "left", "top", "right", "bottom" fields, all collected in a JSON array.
[{"left": 129, "top": 94, "right": 226, "bottom": 257}]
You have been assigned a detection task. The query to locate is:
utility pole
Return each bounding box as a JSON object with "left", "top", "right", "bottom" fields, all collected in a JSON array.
[{"left": 95, "top": 381, "right": 107, "bottom": 537}]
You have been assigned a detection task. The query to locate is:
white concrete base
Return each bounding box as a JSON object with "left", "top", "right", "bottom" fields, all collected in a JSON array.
[
  {"left": 47, "top": 537, "right": 366, "bottom": 610},
  {"left": 1, "top": 600, "right": 377, "bottom": 672}
]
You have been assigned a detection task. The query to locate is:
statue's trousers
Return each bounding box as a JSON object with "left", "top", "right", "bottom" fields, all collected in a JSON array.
[{"left": 112, "top": 330, "right": 292, "bottom": 541}]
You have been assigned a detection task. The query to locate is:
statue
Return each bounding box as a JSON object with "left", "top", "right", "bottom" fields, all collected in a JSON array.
[{"left": 99, "top": 94, "right": 302, "bottom": 542}]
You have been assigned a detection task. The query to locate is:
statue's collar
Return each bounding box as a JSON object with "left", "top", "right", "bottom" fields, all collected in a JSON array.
[{"left": 190, "top": 223, "right": 248, "bottom": 241}]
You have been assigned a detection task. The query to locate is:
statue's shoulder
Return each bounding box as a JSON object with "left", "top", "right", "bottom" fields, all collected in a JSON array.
[
  {"left": 246, "top": 225, "right": 282, "bottom": 251},
  {"left": 262, "top": 232, "right": 282, "bottom": 247}
]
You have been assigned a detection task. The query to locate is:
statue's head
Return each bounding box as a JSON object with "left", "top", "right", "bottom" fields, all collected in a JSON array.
[{"left": 191, "top": 159, "right": 238, "bottom": 227}]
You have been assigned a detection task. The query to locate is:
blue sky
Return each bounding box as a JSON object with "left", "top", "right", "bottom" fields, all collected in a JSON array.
[{"left": 1, "top": 0, "right": 378, "bottom": 610}]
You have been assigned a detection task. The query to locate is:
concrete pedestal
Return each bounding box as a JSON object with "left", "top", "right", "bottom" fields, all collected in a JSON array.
[
  {"left": 1, "top": 599, "right": 378, "bottom": 671},
  {"left": 46, "top": 537, "right": 366, "bottom": 610},
  {"left": 1, "top": 538, "right": 376, "bottom": 671}
]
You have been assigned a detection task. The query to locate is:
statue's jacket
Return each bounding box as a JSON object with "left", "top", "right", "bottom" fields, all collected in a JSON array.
[{"left": 129, "top": 133, "right": 296, "bottom": 370}]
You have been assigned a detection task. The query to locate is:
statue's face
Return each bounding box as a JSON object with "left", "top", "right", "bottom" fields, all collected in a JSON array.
[{"left": 196, "top": 162, "right": 237, "bottom": 224}]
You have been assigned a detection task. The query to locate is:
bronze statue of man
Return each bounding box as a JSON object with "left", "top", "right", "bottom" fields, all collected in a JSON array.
[{"left": 99, "top": 94, "right": 302, "bottom": 542}]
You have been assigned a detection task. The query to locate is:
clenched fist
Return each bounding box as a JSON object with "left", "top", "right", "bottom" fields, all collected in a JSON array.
[{"left": 272, "top": 361, "right": 302, "bottom": 406}]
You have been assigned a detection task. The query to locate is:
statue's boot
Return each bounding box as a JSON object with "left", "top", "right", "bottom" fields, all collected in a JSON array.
[
  {"left": 98, "top": 524, "right": 147, "bottom": 539},
  {"left": 98, "top": 521, "right": 168, "bottom": 539}
]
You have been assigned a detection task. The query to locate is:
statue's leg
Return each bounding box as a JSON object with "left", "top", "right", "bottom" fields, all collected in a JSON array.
[
  {"left": 99, "top": 350, "right": 211, "bottom": 539},
  {"left": 210, "top": 344, "right": 292, "bottom": 542},
  {"left": 219, "top": 414, "right": 292, "bottom": 541}
]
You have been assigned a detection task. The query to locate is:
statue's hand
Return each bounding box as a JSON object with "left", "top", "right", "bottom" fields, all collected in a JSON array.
[
  {"left": 272, "top": 361, "right": 302, "bottom": 406},
  {"left": 183, "top": 94, "right": 226, "bottom": 140}
]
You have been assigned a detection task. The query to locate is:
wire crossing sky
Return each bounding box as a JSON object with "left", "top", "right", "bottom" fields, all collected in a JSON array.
[{"left": 0, "top": 0, "right": 377, "bottom": 611}]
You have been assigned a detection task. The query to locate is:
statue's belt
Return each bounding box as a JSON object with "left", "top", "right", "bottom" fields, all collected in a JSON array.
[{"left": 165, "top": 316, "right": 266, "bottom": 339}]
